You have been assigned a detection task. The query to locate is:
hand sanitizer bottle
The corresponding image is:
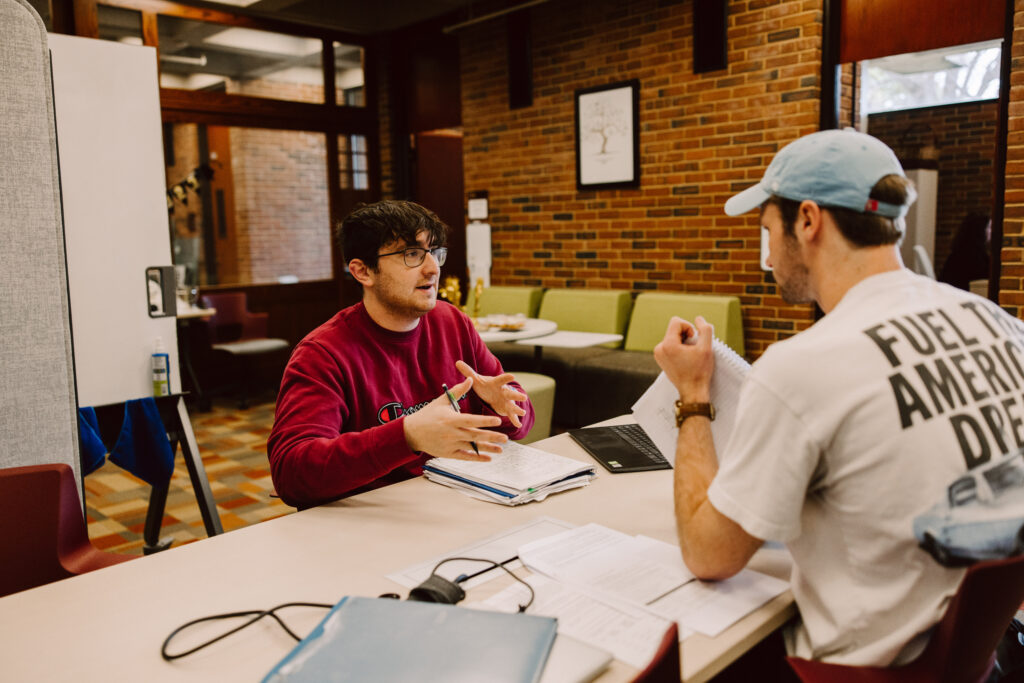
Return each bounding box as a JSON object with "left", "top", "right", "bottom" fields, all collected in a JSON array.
[{"left": 152, "top": 337, "right": 170, "bottom": 397}]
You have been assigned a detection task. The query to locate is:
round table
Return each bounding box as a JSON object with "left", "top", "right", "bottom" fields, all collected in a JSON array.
[{"left": 476, "top": 318, "right": 557, "bottom": 343}]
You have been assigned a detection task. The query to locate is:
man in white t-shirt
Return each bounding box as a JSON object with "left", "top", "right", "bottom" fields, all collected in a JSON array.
[{"left": 654, "top": 129, "right": 1024, "bottom": 667}]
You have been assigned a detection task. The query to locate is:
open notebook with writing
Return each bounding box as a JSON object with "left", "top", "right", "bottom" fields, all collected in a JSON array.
[{"left": 630, "top": 336, "right": 750, "bottom": 464}]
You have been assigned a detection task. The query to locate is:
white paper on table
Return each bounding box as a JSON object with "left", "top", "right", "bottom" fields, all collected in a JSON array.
[
  {"left": 647, "top": 568, "right": 789, "bottom": 638},
  {"left": 478, "top": 574, "right": 672, "bottom": 670},
  {"left": 385, "top": 516, "right": 576, "bottom": 589},
  {"left": 519, "top": 523, "right": 692, "bottom": 606},
  {"left": 631, "top": 337, "right": 751, "bottom": 464}
]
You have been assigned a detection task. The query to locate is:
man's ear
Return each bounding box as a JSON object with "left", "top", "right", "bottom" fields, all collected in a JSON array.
[
  {"left": 796, "top": 200, "right": 824, "bottom": 243},
  {"left": 348, "top": 259, "right": 374, "bottom": 287}
]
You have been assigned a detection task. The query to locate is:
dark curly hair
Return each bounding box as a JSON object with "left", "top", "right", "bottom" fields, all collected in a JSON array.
[{"left": 337, "top": 200, "right": 449, "bottom": 270}]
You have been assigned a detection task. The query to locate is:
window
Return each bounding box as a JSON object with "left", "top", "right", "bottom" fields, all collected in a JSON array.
[
  {"left": 339, "top": 134, "right": 369, "bottom": 191},
  {"left": 334, "top": 41, "right": 365, "bottom": 107},
  {"left": 166, "top": 124, "right": 331, "bottom": 287},
  {"left": 861, "top": 40, "right": 1002, "bottom": 115},
  {"left": 157, "top": 16, "right": 326, "bottom": 103}
]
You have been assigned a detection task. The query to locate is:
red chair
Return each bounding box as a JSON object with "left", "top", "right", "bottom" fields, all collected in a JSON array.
[
  {"left": 0, "top": 464, "right": 134, "bottom": 598},
  {"left": 787, "top": 554, "right": 1024, "bottom": 682},
  {"left": 198, "top": 292, "right": 289, "bottom": 408},
  {"left": 631, "top": 622, "right": 681, "bottom": 682}
]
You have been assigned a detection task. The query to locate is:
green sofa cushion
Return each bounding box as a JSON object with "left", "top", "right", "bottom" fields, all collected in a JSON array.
[
  {"left": 465, "top": 286, "right": 543, "bottom": 318},
  {"left": 623, "top": 292, "right": 745, "bottom": 357},
  {"left": 537, "top": 288, "right": 633, "bottom": 349}
]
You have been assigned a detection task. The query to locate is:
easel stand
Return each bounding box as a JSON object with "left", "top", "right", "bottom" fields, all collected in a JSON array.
[{"left": 85, "top": 394, "right": 222, "bottom": 554}]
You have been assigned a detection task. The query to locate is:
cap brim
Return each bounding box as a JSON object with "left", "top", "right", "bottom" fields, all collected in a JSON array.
[{"left": 724, "top": 183, "right": 770, "bottom": 216}]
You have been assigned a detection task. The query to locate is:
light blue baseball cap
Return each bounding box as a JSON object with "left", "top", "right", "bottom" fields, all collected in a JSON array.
[{"left": 724, "top": 129, "right": 915, "bottom": 218}]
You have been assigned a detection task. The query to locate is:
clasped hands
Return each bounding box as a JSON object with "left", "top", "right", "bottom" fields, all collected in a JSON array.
[{"left": 403, "top": 360, "right": 528, "bottom": 461}]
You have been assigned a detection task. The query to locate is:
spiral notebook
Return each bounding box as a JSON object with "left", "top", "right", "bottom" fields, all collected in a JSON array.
[{"left": 630, "top": 336, "right": 750, "bottom": 465}]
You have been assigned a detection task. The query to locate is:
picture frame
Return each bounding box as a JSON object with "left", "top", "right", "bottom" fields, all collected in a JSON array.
[{"left": 574, "top": 79, "right": 640, "bottom": 191}]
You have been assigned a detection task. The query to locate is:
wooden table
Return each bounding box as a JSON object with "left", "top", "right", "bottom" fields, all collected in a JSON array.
[{"left": 0, "top": 426, "right": 794, "bottom": 682}]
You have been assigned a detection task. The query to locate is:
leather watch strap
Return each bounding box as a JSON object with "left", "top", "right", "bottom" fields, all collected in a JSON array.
[{"left": 674, "top": 400, "right": 715, "bottom": 427}]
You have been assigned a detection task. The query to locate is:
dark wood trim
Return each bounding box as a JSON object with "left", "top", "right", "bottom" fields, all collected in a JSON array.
[
  {"left": 73, "top": 0, "right": 99, "bottom": 37},
  {"left": 50, "top": 0, "right": 76, "bottom": 34},
  {"left": 141, "top": 11, "right": 159, "bottom": 47},
  {"left": 819, "top": 0, "right": 840, "bottom": 130},
  {"left": 88, "top": 0, "right": 366, "bottom": 43},
  {"left": 840, "top": 0, "right": 1004, "bottom": 64},
  {"left": 159, "top": 89, "right": 375, "bottom": 132},
  {"left": 990, "top": 0, "right": 1012, "bottom": 304}
]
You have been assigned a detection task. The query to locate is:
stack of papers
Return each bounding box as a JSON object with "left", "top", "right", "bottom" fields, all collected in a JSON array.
[
  {"left": 478, "top": 523, "right": 789, "bottom": 666},
  {"left": 423, "top": 442, "right": 596, "bottom": 505}
]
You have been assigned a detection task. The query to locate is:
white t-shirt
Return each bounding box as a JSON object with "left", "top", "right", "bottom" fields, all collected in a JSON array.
[{"left": 708, "top": 269, "right": 1024, "bottom": 665}]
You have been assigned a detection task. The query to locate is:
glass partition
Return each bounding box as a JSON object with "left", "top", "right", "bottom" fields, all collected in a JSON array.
[{"left": 166, "top": 123, "right": 331, "bottom": 286}]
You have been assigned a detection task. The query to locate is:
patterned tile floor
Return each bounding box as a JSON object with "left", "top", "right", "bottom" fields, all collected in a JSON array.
[{"left": 84, "top": 391, "right": 293, "bottom": 555}]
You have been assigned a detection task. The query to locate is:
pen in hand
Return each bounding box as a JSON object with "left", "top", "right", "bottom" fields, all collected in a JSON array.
[{"left": 442, "top": 383, "right": 480, "bottom": 456}]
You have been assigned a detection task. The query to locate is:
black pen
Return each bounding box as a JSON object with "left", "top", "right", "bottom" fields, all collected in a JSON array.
[{"left": 442, "top": 383, "right": 480, "bottom": 456}]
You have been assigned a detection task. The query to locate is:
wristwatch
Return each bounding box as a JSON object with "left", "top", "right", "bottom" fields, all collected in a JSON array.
[{"left": 674, "top": 400, "right": 715, "bottom": 427}]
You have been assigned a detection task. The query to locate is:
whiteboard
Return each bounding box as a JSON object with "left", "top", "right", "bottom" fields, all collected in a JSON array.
[{"left": 49, "top": 34, "right": 180, "bottom": 407}]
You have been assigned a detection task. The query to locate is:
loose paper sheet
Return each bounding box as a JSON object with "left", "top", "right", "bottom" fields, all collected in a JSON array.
[
  {"left": 385, "top": 516, "right": 576, "bottom": 589},
  {"left": 479, "top": 574, "right": 671, "bottom": 669},
  {"left": 632, "top": 337, "right": 751, "bottom": 463}
]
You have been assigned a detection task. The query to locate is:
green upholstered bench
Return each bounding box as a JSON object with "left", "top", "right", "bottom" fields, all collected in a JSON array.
[
  {"left": 623, "top": 291, "right": 745, "bottom": 356},
  {"left": 489, "top": 288, "right": 633, "bottom": 425},
  {"left": 571, "top": 292, "right": 746, "bottom": 425},
  {"left": 465, "top": 285, "right": 543, "bottom": 318}
]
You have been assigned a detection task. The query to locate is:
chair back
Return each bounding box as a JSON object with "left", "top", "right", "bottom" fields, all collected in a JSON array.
[
  {"left": 918, "top": 554, "right": 1024, "bottom": 682},
  {"left": 630, "top": 622, "right": 680, "bottom": 682},
  {"left": 467, "top": 286, "right": 544, "bottom": 318},
  {"left": 200, "top": 292, "right": 254, "bottom": 343},
  {"left": 624, "top": 292, "right": 745, "bottom": 356},
  {"left": 537, "top": 288, "right": 633, "bottom": 348},
  {"left": 0, "top": 0, "right": 81, "bottom": 486},
  {"left": 788, "top": 554, "right": 1024, "bottom": 682},
  {"left": 0, "top": 464, "right": 132, "bottom": 597}
]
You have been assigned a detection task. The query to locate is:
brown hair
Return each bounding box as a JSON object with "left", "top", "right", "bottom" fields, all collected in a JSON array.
[
  {"left": 766, "top": 174, "right": 914, "bottom": 247},
  {"left": 337, "top": 200, "right": 449, "bottom": 269}
]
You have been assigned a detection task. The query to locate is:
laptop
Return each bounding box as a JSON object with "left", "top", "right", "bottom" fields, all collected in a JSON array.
[{"left": 567, "top": 423, "right": 671, "bottom": 473}]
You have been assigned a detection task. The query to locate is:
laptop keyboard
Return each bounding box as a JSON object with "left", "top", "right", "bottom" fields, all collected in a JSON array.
[{"left": 608, "top": 423, "right": 667, "bottom": 465}]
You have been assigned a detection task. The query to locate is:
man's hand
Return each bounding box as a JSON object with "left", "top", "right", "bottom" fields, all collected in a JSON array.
[
  {"left": 653, "top": 316, "right": 715, "bottom": 402},
  {"left": 455, "top": 360, "right": 528, "bottom": 428},
  {"left": 403, "top": 376, "right": 507, "bottom": 461}
]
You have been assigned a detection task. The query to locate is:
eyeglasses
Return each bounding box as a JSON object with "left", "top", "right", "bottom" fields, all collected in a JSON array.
[{"left": 377, "top": 246, "right": 448, "bottom": 267}]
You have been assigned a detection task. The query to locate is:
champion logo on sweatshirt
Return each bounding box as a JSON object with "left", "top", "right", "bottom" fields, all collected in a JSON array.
[{"left": 377, "top": 400, "right": 430, "bottom": 425}]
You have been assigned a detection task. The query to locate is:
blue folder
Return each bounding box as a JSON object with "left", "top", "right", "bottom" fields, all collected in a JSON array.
[{"left": 262, "top": 596, "right": 557, "bottom": 683}]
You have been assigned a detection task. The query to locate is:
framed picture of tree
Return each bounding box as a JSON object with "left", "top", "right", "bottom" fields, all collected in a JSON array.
[{"left": 575, "top": 79, "right": 640, "bottom": 191}]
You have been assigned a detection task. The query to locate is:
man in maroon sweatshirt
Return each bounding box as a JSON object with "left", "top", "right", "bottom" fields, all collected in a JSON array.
[{"left": 268, "top": 200, "right": 534, "bottom": 508}]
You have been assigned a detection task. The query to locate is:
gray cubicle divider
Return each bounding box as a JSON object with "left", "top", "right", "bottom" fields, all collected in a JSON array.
[
  {"left": 47, "top": 34, "right": 222, "bottom": 539},
  {"left": 0, "top": 0, "right": 81, "bottom": 487}
]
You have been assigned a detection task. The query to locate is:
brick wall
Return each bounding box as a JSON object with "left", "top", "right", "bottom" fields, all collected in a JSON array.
[
  {"left": 460, "top": 0, "right": 823, "bottom": 358},
  {"left": 868, "top": 100, "right": 998, "bottom": 274},
  {"left": 1003, "top": 0, "right": 1024, "bottom": 315},
  {"left": 229, "top": 127, "right": 332, "bottom": 283}
]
